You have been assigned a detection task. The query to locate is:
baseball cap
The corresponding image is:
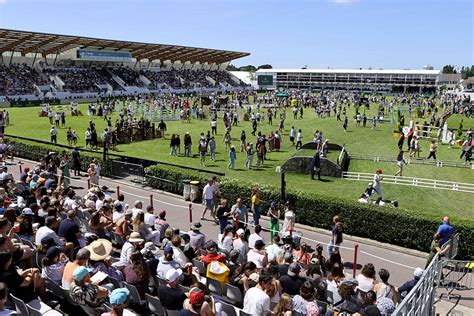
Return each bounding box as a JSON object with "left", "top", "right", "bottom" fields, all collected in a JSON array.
[
  {"left": 206, "top": 241, "right": 218, "bottom": 252},
  {"left": 413, "top": 267, "right": 424, "bottom": 279},
  {"left": 163, "top": 246, "right": 174, "bottom": 255},
  {"left": 189, "top": 291, "right": 205, "bottom": 305},
  {"left": 134, "top": 200, "right": 143, "bottom": 206},
  {"left": 109, "top": 288, "right": 130, "bottom": 306},
  {"left": 46, "top": 246, "right": 61, "bottom": 260},
  {"left": 165, "top": 268, "right": 182, "bottom": 283},
  {"left": 284, "top": 251, "right": 293, "bottom": 261},
  {"left": 22, "top": 208, "right": 34, "bottom": 215},
  {"left": 287, "top": 262, "right": 301, "bottom": 276},
  {"left": 236, "top": 228, "right": 245, "bottom": 236},
  {"left": 72, "top": 266, "right": 90, "bottom": 281}
]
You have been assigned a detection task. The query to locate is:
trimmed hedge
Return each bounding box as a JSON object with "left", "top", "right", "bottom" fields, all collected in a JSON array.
[
  {"left": 145, "top": 164, "right": 474, "bottom": 259},
  {"left": 5, "top": 137, "right": 114, "bottom": 177}
]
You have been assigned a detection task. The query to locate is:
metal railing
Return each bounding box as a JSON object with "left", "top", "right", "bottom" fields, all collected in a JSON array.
[
  {"left": 350, "top": 153, "right": 473, "bottom": 169},
  {"left": 393, "top": 234, "right": 461, "bottom": 316},
  {"left": 111, "top": 160, "right": 145, "bottom": 185},
  {"left": 342, "top": 172, "right": 474, "bottom": 193}
]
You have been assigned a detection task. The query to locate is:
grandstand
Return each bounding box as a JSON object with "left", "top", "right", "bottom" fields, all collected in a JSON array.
[
  {"left": 0, "top": 29, "right": 251, "bottom": 100},
  {"left": 256, "top": 68, "right": 442, "bottom": 93}
]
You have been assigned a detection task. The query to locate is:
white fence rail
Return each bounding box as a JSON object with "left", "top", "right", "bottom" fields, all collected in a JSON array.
[
  {"left": 342, "top": 172, "right": 474, "bottom": 193},
  {"left": 350, "top": 153, "right": 473, "bottom": 169}
]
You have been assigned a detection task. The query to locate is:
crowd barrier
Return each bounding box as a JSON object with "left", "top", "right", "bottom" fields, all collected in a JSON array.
[{"left": 350, "top": 153, "right": 473, "bottom": 169}]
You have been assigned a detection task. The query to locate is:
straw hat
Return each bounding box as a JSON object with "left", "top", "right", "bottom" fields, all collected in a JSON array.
[
  {"left": 128, "top": 232, "right": 144, "bottom": 243},
  {"left": 86, "top": 239, "right": 113, "bottom": 261}
]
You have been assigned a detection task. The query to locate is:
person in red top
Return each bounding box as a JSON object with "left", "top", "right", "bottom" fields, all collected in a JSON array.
[{"left": 201, "top": 241, "right": 226, "bottom": 266}]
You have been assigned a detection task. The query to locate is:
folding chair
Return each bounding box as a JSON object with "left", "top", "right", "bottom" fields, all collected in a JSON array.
[
  {"left": 145, "top": 293, "right": 165, "bottom": 316},
  {"left": 316, "top": 300, "right": 328, "bottom": 313},
  {"left": 178, "top": 284, "right": 190, "bottom": 294},
  {"left": 10, "top": 294, "right": 30, "bottom": 316},
  {"left": 225, "top": 283, "right": 243, "bottom": 307},
  {"left": 164, "top": 308, "right": 180, "bottom": 316},
  {"left": 192, "top": 258, "right": 206, "bottom": 275},
  {"left": 123, "top": 282, "right": 145, "bottom": 305},
  {"left": 112, "top": 232, "right": 125, "bottom": 248},
  {"left": 220, "top": 301, "right": 238, "bottom": 316},
  {"left": 207, "top": 277, "right": 224, "bottom": 296},
  {"left": 27, "top": 304, "right": 63, "bottom": 316},
  {"left": 239, "top": 310, "right": 252, "bottom": 316}
]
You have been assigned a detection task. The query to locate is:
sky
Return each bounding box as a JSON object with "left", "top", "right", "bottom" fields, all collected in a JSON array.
[{"left": 0, "top": 0, "right": 472, "bottom": 70}]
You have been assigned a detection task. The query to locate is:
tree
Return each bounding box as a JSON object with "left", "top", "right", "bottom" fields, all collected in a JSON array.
[
  {"left": 257, "top": 64, "right": 273, "bottom": 70},
  {"left": 227, "top": 64, "right": 238, "bottom": 71},
  {"left": 460, "top": 65, "right": 474, "bottom": 80},
  {"left": 238, "top": 65, "right": 257, "bottom": 72},
  {"left": 442, "top": 65, "right": 457, "bottom": 74}
]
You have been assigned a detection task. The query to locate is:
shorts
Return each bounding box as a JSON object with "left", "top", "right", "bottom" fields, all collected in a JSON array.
[
  {"left": 12, "top": 247, "right": 24, "bottom": 263},
  {"left": 205, "top": 199, "right": 213, "bottom": 209},
  {"left": 290, "top": 136, "right": 295, "bottom": 142}
]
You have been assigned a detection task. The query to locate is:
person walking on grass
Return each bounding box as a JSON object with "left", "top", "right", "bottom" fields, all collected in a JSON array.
[
  {"left": 311, "top": 151, "right": 321, "bottom": 180},
  {"left": 395, "top": 151, "right": 407, "bottom": 176},
  {"left": 228, "top": 146, "right": 236, "bottom": 170},
  {"left": 295, "top": 129, "right": 303, "bottom": 149},
  {"left": 199, "top": 139, "right": 207, "bottom": 167},
  {"left": 427, "top": 140, "right": 437, "bottom": 160},
  {"left": 373, "top": 169, "right": 383, "bottom": 203},
  {"left": 246, "top": 142, "right": 254, "bottom": 169},
  {"left": 290, "top": 126, "right": 296, "bottom": 146},
  {"left": 209, "top": 137, "right": 216, "bottom": 161},
  {"left": 343, "top": 115, "right": 348, "bottom": 132}
]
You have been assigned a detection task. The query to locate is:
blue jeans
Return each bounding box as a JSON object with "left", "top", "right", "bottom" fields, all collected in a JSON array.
[
  {"left": 218, "top": 218, "right": 228, "bottom": 234},
  {"left": 253, "top": 205, "right": 261, "bottom": 225},
  {"left": 327, "top": 240, "right": 341, "bottom": 258}
]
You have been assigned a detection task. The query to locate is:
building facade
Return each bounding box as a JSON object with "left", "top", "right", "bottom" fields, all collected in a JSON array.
[{"left": 256, "top": 68, "right": 441, "bottom": 93}]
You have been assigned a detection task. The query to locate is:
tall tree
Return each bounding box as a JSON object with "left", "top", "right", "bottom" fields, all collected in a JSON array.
[
  {"left": 257, "top": 64, "right": 273, "bottom": 70},
  {"left": 442, "top": 65, "right": 457, "bottom": 74}
]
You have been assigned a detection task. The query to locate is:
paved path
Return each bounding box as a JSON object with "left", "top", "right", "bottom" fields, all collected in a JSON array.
[{"left": 9, "top": 157, "right": 474, "bottom": 311}]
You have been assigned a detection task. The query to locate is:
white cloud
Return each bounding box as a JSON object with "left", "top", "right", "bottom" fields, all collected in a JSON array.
[{"left": 0, "top": 0, "right": 7, "bottom": 4}]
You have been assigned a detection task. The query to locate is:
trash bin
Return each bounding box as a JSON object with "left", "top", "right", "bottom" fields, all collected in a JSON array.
[
  {"left": 190, "top": 180, "right": 200, "bottom": 202},
  {"left": 182, "top": 179, "right": 191, "bottom": 201}
]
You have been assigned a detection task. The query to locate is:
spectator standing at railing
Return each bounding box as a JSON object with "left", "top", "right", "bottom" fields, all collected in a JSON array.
[
  {"left": 437, "top": 216, "right": 454, "bottom": 246},
  {"left": 425, "top": 233, "right": 450, "bottom": 268}
]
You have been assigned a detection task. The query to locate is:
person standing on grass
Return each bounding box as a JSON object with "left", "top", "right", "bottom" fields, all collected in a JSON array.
[
  {"left": 211, "top": 117, "right": 217, "bottom": 135},
  {"left": 246, "top": 142, "right": 254, "bottom": 169},
  {"left": 395, "top": 151, "right": 407, "bottom": 176},
  {"left": 290, "top": 126, "right": 296, "bottom": 146},
  {"left": 55, "top": 112, "right": 60, "bottom": 127},
  {"left": 397, "top": 133, "right": 405, "bottom": 150},
  {"left": 209, "top": 136, "right": 216, "bottom": 161},
  {"left": 184, "top": 132, "right": 192, "bottom": 157},
  {"left": 295, "top": 129, "right": 303, "bottom": 149},
  {"left": 427, "top": 140, "right": 437, "bottom": 160},
  {"left": 373, "top": 169, "right": 383, "bottom": 203},
  {"left": 240, "top": 130, "right": 246, "bottom": 152},
  {"left": 198, "top": 138, "right": 207, "bottom": 167},
  {"left": 158, "top": 119, "right": 167, "bottom": 139},
  {"left": 228, "top": 145, "right": 236, "bottom": 170},
  {"left": 50, "top": 125, "right": 57, "bottom": 144},
  {"left": 200, "top": 178, "right": 214, "bottom": 221},
  {"left": 343, "top": 115, "right": 348, "bottom": 132},
  {"left": 311, "top": 151, "right": 321, "bottom": 180}
]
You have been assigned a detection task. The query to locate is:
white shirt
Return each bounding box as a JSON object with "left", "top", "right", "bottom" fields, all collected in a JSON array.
[
  {"left": 243, "top": 286, "right": 270, "bottom": 316},
  {"left": 233, "top": 239, "right": 248, "bottom": 262},
  {"left": 120, "top": 242, "right": 135, "bottom": 263},
  {"left": 131, "top": 207, "right": 143, "bottom": 220},
  {"left": 217, "top": 234, "right": 233, "bottom": 252},
  {"left": 50, "top": 128, "right": 57, "bottom": 136},
  {"left": 144, "top": 213, "right": 156, "bottom": 227},
  {"left": 247, "top": 249, "right": 265, "bottom": 268},
  {"left": 297, "top": 132, "right": 302, "bottom": 142},
  {"left": 113, "top": 211, "right": 125, "bottom": 223},
  {"left": 172, "top": 246, "right": 189, "bottom": 268},
  {"left": 203, "top": 184, "right": 213, "bottom": 200},
  {"left": 290, "top": 129, "right": 295, "bottom": 137},
  {"left": 64, "top": 197, "right": 78, "bottom": 211},
  {"left": 357, "top": 274, "right": 375, "bottom": 292},
  {"left": 248, "top": 233, "right": 264, "bottom": 249},
  {"left": 96, "top": 199, "right": 104, "bottom": 211},
  {"left": 94, "top": 163, "right": 101, "bottom": 177},
  {"left": 35, "top": 226, "right": 65, "bottom": 247}
]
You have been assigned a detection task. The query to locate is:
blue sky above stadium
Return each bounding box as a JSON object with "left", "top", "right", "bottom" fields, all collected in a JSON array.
[{"left": 0, "top": 0, "right": 472, "bottom": 70}]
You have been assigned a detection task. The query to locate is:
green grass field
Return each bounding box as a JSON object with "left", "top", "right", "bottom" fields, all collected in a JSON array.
[{"left": 5, "top": 101, "right": 474, "bottom": 222}]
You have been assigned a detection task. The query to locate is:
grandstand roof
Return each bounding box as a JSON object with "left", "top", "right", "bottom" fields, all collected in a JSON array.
[
  {"left": 256, "top": 68, "right": 441, "bottom": 75},
  {"left": 0, "top": 28, "right": 249, "bottom": 64}
]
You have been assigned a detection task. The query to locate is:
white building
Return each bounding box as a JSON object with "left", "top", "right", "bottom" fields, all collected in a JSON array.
[{"left": 256, "top": 68, "right": 441, "bottom": 93}]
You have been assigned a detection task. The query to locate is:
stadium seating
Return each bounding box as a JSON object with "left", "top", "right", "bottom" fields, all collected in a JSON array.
[{"left": 0, "top": 63, "right": 47, "bottom": 95}]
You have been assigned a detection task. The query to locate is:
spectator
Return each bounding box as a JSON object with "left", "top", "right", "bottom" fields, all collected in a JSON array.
[
  {"left": 154, "top": 210, "right": 169, "bottom": 239},
  {"left": 357, "top": 263, "right": 376, "bottom": 293},
  {"left": 156, "top": 246, "right": 181, "bottom": 278},
  {"left": 358, "top": 290, "right": 381, "bottom": 316},
  {"left": 397, "top": 267, "right": 424, "bottom": 299},
  {"left": 334, "top": 277, "right": 361, "bottom": 313},
  {"left": 247, "top": 239, "right": 268, "bottom": 269},
  {"left": 103, "top": 288, "right": 130, "bottom": 316},
  {"left": 41, "top": 246, "right": 67, "bottom": 285},
  {"left": 292, "top": 280, "right": 320, "bottom": 316},
  {"left": 120, "top": 232, "right": 144, "bottom": 263},
  {"left": 158, "top": 268, "right": 187, "bottom": 311},
  {"left": 373, "top": 268, "right": 397, "bottom": 304},
  {"left": 58, "top": 210, "right": 82, "bottom": 248},
  {"left": 279, "top": 262, "right": 305, "bottom": 296},
  {"left": 69, "top": 266, "right": 109, "bottom": 310},
  {"left": 188, "top": 222, "right": 206, "bottom": 251},
  {"left": 0, "top": 282, "right": 16, "bottom": 315},
  {"left": 122, "top": 251, "right": 150, "bottom": 299},
  {"left": 273, "top": 293, "right": 292, "bottom": 316},
  {"left": 201, "top": 241, "right": 226, "bottom": 265},
  {"left": 217, "top": 225, "right": 234, "bottom": 254},
  {"left": 437, "top": 216, "right": 454, "bottom": 246},
  {"left": 248, "top": 224, "right": 264, "bottom": 249},
  {"left": 62, "top": 248, "right": 91, "bottom": 288},
  {"left": 242, "top": 272, "right": 272, "bottom": 316},
  {"left": 231, "top": 198, "right": 248, "bottom": 229},
  {"left": 233, "top": 228, "right": 248, "bottom": 262}
]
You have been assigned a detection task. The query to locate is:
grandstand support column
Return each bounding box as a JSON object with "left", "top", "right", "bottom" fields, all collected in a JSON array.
[
  {"left": 53, "top": 53, "right": 59, "bottom": 66},
  {"left": 8, "top": 51, "right": 14, "bottom": 65},
  {"left": 31, "top": 52, "right": 38, "bottom": 67},
  {"left": 353, "top": 243, "right": 359, "bottom": 277}
]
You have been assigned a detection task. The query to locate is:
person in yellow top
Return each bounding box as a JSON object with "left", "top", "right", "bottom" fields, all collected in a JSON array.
[{"left": 251, "top": 188, "right": 262, "bottom": 225}]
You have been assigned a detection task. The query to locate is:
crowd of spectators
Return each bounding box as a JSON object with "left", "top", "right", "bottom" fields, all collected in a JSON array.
[
  {"left": 0, "top": 153, "right": 444, "bottom": 316},
  {"left": 109, "top": 66, "right": 145, "bottom": 87},
  {"left": 0, "top": 63, "right": 47, "bottom": 95},
  {"left": 43, "top": 67, "right": 107, "bottom": 93}
]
